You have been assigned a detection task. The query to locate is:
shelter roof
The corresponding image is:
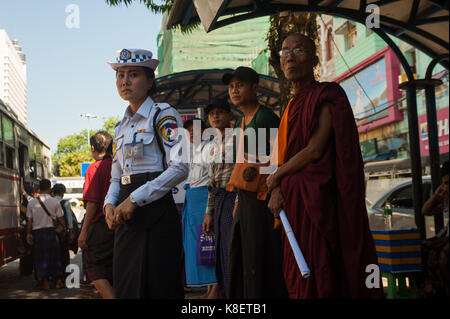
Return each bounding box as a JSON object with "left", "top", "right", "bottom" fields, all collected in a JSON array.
[
  {"left": 154, "top": 68, "right": 281, "bottom": 113},
  {"left": 167, "top": 0, "right": 449, "bottom": 64}
]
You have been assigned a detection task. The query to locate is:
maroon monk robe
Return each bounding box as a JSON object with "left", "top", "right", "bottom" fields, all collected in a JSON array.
[{"left": 280, "top": 81, "right": 384, "bottom": 299}]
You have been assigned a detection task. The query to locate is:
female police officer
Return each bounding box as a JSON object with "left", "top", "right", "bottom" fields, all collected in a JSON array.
[{"left": 103, "top": 48, "right": 189, "bottom": 299}]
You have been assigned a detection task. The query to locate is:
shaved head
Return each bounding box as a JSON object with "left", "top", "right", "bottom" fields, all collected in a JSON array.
[
  {"left": 280, "top": 33, "right": 319, "bottom": 92},
  {"left": 283, "top": 33, "right": 316, "bottom": 56}
]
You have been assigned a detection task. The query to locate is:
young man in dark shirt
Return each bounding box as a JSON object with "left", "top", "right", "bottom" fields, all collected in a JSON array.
[
  {"left": 224, "top": 66, "right": 287, "bottom": 299},
  {"left": 80, "top": 131, "right": 115, "bottom": 299}
]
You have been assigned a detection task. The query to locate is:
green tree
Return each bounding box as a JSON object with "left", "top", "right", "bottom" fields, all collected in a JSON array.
[
  {"left": 52, "top": 116, "right": 119, "bottom": 177},
  {"left": 103, "top": 116, "right": 121, "bottom": 137},
  {"left": 105, "top": 0, "right": 200, "bottom": 32}
]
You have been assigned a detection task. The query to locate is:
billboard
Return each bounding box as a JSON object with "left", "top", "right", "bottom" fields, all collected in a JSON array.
[
  {"left": 419, "top": 107, "right": 449, "bottom": 156},
  {"left": 339, "top": 58, "right": 388, "bottom": 126}
]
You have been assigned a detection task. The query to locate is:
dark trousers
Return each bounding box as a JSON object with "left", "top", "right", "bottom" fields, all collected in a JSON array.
[
  {"left": 229, "top": 189, "right": 288, "bottom": 299},
  {"left": 211, "top": 187, "right": 236, "bottom": 299},
  {"left": 113, "top": 175, "right": 184, "bottom": 299},
  {"left": 59, "top": 236, "right": 70, "bottom": 276}
]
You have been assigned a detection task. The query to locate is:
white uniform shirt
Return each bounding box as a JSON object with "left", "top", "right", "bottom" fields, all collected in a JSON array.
[
  {"left": 104, "top": 97, "right": 189, "bottom": 208},
  {"left": 26, "top": 194, "right": 64, "bottom": 230},
  {"left": 187, "top": 140, "right": 210, "bottom": 188}
]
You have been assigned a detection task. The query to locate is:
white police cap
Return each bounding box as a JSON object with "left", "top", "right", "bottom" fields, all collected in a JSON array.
[{"left": 107, "top": 48, "right": 159, "bottom": 71}]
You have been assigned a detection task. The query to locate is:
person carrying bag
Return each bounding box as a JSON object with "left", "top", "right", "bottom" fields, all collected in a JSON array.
[{"left": 37, "top": 196, "right": 67, "bottom": 239}]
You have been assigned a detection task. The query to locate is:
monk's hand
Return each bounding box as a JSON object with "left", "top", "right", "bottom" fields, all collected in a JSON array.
[
  {"left": 203, "top": 213, "right": 214, "bottom": 235},
  {"left": 266, "top": 172, "right": 281, "bottom": 193},
  {"left": 105, "top": 204, "right": 119, "bottom": 230},
  {"left": 114, "top": 197, "right": 137, "bottom": 224},
  {"left": 268, "top": 186, "right": 284, "bottom": 218}
]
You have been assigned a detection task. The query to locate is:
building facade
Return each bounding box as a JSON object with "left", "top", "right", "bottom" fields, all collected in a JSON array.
[
  {"left": 0, "top": 30, "right": 27, "bottom": 126},
  {"left": 157, "top": 13, "right": 271, "bottom": 77},
  {"left": 318, "top": 17, "right": 449, "bottom": 168}
]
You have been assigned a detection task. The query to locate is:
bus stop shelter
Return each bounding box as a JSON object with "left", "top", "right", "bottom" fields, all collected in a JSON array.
[
  {"left": 154, "top": 68, "right": 281, "bottom": 115},
  {"left": 167, "top": 0, "right": 449, "bottom": 240}
]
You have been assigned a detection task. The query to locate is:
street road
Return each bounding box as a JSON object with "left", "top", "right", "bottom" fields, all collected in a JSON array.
[{"left": 0, "top": 252, "right": 206, "bottom": 299}]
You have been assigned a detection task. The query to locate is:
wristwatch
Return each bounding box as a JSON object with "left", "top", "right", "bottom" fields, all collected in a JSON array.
[{"left": 129, "top": 195, "right": 138, "bottom": 207}]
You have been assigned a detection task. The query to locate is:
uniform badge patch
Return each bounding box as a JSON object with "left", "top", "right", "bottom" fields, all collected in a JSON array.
[
  {"left": 157, "top": 116, "right": 178, "bottom": 146},
  {"left": 120, "top": 49, "right": 132, "bottom": 60}
]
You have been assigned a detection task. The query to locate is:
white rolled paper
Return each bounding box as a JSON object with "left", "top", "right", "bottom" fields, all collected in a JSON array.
[{"left": 279, "top": 210, "right": 311, "bottom": 278}]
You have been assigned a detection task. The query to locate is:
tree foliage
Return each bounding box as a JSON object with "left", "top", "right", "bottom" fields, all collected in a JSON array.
[
  {"left": 105, "top": 0, "right": 173, "bottom": 13},
  {"left": 104, "top": 0, "right": 200, "bottom": 33},
  {"left": 52, "top": 116, "right": 119, "bottom": 177}
]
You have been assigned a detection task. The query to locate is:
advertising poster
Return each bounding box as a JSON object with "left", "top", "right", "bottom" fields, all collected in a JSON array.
[{"left": 340, "top": 58, "right": 388, "bottom": 126}]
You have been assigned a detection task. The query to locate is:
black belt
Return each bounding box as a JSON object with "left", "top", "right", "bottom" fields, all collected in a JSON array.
[{"left": 120, "top": 172, "right": 163, "bottom": 186}]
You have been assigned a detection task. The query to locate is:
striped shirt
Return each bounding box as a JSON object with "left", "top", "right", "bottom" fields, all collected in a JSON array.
[{"left": 205, "top": 133, "right": 235, "bottom": 215}]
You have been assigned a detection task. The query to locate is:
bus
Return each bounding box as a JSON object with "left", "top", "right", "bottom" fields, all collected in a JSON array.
[
  {"left": 0, "top": 99, "right": 51, "bottom": 267},
  {"left": 50, "top": 177, "right": 85, "bottom": 223}
]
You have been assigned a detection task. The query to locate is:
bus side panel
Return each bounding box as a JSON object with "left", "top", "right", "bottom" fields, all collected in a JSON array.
[
  {"left": 0, "top": 228, "right": 19, "bottom": 266},
  {"left": 0, "top": 173, "right": 20, "bottom": 266}
]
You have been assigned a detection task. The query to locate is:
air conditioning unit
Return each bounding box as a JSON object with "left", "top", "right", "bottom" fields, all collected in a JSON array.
[{"left": 398, "top": 99, "right": 408, "bottom": 110}]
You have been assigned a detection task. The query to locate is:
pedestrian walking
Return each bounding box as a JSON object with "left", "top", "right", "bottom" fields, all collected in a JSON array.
[
  {"left": 51, "top": 183, "right": 75, "bottom": 278},
  {"left": 80, "top": 131, "right": 115, "bottom": 299},
  {"left": 104, "top": 48, "right": 189, "bottom": 299},
  {"left": 26, "top": 179, "right": 66, "bottom": 290}
]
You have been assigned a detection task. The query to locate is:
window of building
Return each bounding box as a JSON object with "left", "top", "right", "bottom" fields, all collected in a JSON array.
[
  {"left": 326, "top": 29, "right": 334, "bottom": 61},
  {"left": 346, "top": 23, "right": 357, "bottom": 50}
]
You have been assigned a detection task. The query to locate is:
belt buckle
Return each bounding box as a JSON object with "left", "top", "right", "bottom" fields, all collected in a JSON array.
[{"left": 121, "top": 175, "right": 131, "bottom": 185}]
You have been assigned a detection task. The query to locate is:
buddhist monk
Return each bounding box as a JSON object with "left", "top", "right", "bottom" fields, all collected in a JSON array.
[{"left": 266, "top": 33, "right": 384, "bottom": 299}]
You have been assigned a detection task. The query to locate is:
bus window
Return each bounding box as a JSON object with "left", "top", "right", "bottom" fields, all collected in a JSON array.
[
  {"left": 36, "top": 162, "right": 43, "bottom": 179},
  {"left": 0, "top": 113, "right": 2, "bottom": 166},
  {"left": 29, "top": 138, "right": 35, "bottom": 159},
  {"left": 2, "top": 116, "right": 14, "bottom": 146},
  {"left": 0, "top": 142, "right": 3, "bottom": 166},
  {"left": 19, "top": 143, "right": 28, "bottom": 179},
  {"left": 5, "top": 145, "right": 14, "bottom": 169},
  {"left": 29, "top": 159, "right": 36, "bottom": 178},
  {"left": 35, "top": 140, "right": 42, "bottom": 160},
  {"left": 43, "top": 156, "right": 50, "bottom": 178}
]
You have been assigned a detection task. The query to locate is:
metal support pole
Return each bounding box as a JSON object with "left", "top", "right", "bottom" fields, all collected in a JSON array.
[
  {"left": 424, "top": 54, "right": 449, "bottom": 234},
  {"left": 374, "top": 28, "right": 426, "bottom": 240},
  {"left": 402, "top": 84, "right": 426, "bottom": 240},
  {"left": 424, "top": 85, "right": 444, "bottom": 233}
]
